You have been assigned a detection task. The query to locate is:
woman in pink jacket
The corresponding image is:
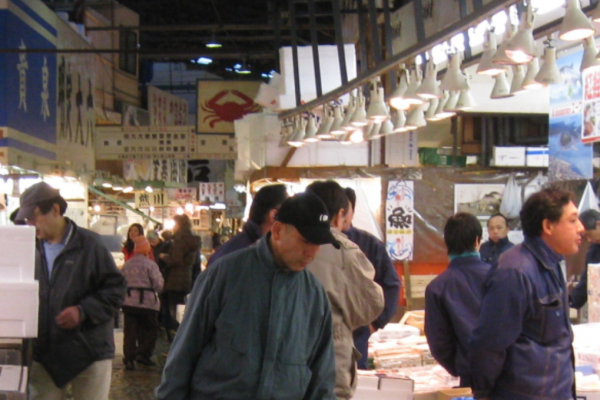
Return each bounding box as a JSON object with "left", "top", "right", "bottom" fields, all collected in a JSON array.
[{"left": 121, "top": 235, "right": 164, "bottom": 370}]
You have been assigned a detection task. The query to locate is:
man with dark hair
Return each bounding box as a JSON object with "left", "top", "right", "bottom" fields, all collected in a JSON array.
[
  {"left": 156, "top": 193, "right": 337, "bottom": 400},
  {"left": 570, "top": 208, "right": 600, "bottom": 309},
  {"left": 207, "top": 184, "right": 288, "bottom": 266},
  {"left": 479, "top": 213, "right": 513, "bottom": 267},
  {"left": 343, "top": 187, "right": 400, "bottom": 370},
  {"left": 470, "top": 187, "right": 584, "bottom": 400},
  {"left": 425, "top": 212, "right": 490, "bottom": 388},
  {"left": 17, "top": 182, "right": 126, "bottom": 400},
  {"left": 305, "top": 181, "right": 384, "bottom": 399}
]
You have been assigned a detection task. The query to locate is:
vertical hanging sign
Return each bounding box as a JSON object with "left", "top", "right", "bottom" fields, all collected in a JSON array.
[{"left": 385, "top": 180, "right": 414, "bottom": 261}]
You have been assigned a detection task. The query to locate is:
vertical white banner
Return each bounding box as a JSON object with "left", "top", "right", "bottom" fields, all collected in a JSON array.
[{"left": 385, "top": 180, "right": 414, "bottom": 261}]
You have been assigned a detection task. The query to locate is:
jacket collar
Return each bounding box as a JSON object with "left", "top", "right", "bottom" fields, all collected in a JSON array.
[
  {"left": 243, "top": 219, "right": 263, "bottom": 242},
  {"left": 257, "top": 233, "right": 302, "bottom": 274},
  {"left": 36, "top": 217, "right": 80, "bottom": 253},
  {"left": 523, "top": 235, "right": 563, "bottom": 272},
  {"left": 490, "top": 236, "right": 511, "bottom": 248}
]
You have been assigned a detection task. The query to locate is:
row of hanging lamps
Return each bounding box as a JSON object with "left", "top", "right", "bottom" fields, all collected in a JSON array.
[
  {"left": 492, "top": 21, "right": 516, "bottom": 65},
  {"left": 367, "top": 78, "right": 389, "bottom": 122},
  {"left": 286, "top": 116, "right": 306, "bottom": 147},
  {"left": 393, "top": 109, "right": 408, "bottom": 132},
  {"left": 316, "top": 105, "right": 334, "bottom": 139},
  {"left": 341, "top": 92, "right": 356, "bottom": 131},
  {"left": 522, "top": 58, "right": 543, "bottom": 90},
  {"left": 478, "top": 28, "right": 505, "bottom": 76},
  {"left": 330, "top": 105, "right": 346, "bottom": 135},
  {"left": 351, "top": 87, "right": 369, "bottom": 127},
  {"left": 510, "top": 65, "right": 527, "bottom": 95},
  {"left": 404, "top": 68, "right": 425, "bottom": 105},
  {"left": 303, "top": 113, "right": 319, "bottom": 143},
  {"left": 505, "top": 2, "right": 536, "bottom": 64},
  {"left": 417, "top": 54, "right": 441, "bottom": 99},
  {"left": 582, "top": 36, "right": 600, "bottom": 72},
  {"left": 560, "top": 0, "right": 595, "bottom": 42},
  {"left": 389, "top": 66, "right": 411, "bottom": 110}
]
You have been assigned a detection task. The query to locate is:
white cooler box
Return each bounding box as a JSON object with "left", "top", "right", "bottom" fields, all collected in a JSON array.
[
  {"left": 0, "top": 281, "right": 39, "bottom": 338},
  {"left": 0, "top": 226, "right": 35, "bottom": 282}
]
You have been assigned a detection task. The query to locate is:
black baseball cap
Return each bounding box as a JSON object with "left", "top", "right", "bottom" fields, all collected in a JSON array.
[
  {"left": 16, "top": 182, "right": 62, "bottom": 221},
  {"left": 275, "top": 192, "right": 340, "bottom": 249}
]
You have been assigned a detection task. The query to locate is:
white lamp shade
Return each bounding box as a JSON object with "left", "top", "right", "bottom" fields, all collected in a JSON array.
[
  {"left": 440, "top": 53, "right": 468, "bottom": 91},
  {"left": 443, "top": 90, "right": 460, "bottom": 112},
  {"left": 341, "top": 94, "right": 356, "bottom": 130},
  {"left": 351, "top": 88, "right": 369, "bottom": 127},
  {"left": 316, "top": 107, "right": 334, "bottom": 138},
  {"left": 535, "top": 46, "right": 564, "bottom": 86},
  {"left": 393, "top": 110, "right": 408, "bottom": 132},
  {"left": 478, "top": 30, "right": 505, "bottom": 76},
  {"left": 510, "top": 65, "right": 526, "bottom": 95},
  {"left": 522, "top": 58, "right": 544, "bottom": 90},
  {"left": 380, "top": 118, "right": 395, "bottom": 136},
  {"left": 417, "top": 60, "right": 441, "bottom": 99},
  {"left": 560, "top": 0, "right": 595, "bottom": 41},
  {"left": 405, "top": 104, "right": 427, "bottom": 129},
  {"left": 367, "top": 86, "right": 389, "bottom": 121},
  {"left": 492, "top": 24, "right": 517, "bottom": 65},
  {"left": 425, "top": 98, "right": 440, "bottom": 120},
  {"left": 389, "top": 68, "right": 411, "bottom": 110},
  {"left": 491, "top": 71, "right": 513, "bottom": 99},
  {"left": 303, "top": 113, "right": 319, "bottom": 143},
  {"left": 582, "top": 36, "right": 600, "bottom": 72},
  {"left": 339, "top": 131, "right": 352, "bottom": 145},
  {"left": 505, "top": 3, "right": 536, "bottom": 64},
  {"left": 287, "top": 118, "right": 306, "bottom": 147},
  {"left": 456, "top": 88, "right": 477, "bottom": 110},
  {"left": 435, "top": 91, "right": 455, "bottom": 118},
  {"left": 349, "top": 128, "right": 365, "bottom": 143},
  {"left": 367, "top": 122, "right": 383, "bottom": 140},
  {"left": 329, "top": 105, "right": 346, "bottom": 135},
  {"left": 404, "top": 69, "right": 426, "bottom": 105}
]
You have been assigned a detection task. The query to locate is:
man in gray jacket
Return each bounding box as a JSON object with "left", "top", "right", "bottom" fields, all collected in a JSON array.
[
  {"left": 305, "top": 180, "right": 384, "bottom": 399},
  {"left": 16, "top": 182, "right": 126, "bottom": 400}
]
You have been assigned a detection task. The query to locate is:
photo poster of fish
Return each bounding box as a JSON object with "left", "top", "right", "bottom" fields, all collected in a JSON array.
[
  {"left": 385, "top": 180, "right": 414, "bottom": 261},
  {"left": 549, "top": 49, "right": 593, "bottom": 181}
]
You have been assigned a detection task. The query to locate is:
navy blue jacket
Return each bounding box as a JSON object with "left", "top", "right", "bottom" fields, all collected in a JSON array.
[
  {"left": 479, "top": 237, "right": 514, "bottom": 268},
  {"left": 424, "top": 255, "right": 490, "bottom": 387},
  {"left": 469, "top": 236, "right": 574, "bottom": 400},
  {"left": 207, "top": 220, "right": 262, "bottom": 267},
  {"left": 346, "top": 226, "right": 400, "bottom": 369},
  {"left": 570, "top": 243, "right": 600, "bottom": 309}
]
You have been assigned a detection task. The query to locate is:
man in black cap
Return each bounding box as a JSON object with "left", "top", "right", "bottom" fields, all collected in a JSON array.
[
  {"left": 17, "top": 182, "right": 126, "bottom": 400},
  {"left": 156, "top": 192, "right": 337, "bottom": 400}
]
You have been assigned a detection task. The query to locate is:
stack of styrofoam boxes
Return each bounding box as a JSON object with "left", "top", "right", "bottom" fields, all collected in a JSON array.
[
  {"left": 354, "top": 374, "right": 413, "bottom": 400},
  {"left": 0, "top": 226, "right": 37, "bottom": 400},
  {"left": 588, "top": 264, "right": 600, "bottom": 323},
  {"left": 492, "top": 146, "right": 526, "bottom": 167},
  {"left": 525, "top": 147, "right": 549, "bottom": 167},
  {"left": 278, "top": 45, "right": 357, "bottom": 110}
]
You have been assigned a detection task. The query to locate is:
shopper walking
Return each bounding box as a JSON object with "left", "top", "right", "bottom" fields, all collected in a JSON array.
[
  {"left": 570, "top": 209, "right": 600, "bottom": 309},
  {"left": 147, "top": 230, "right": 172, "bottom": 332},
  {"left": 207, "top": 184, "right": 288, "bottom": 267},
  {"left": 122, "top": 223, "right": 155, "bottom": 262},
  {"left": 18, "top": 182, "right": 126, "bottom": 400},
  {"left": 155, "top": 192, "right": 337, "bottom": 400},
  {"left": 343, "top": 187, "right": 400, "bottom": 370},
  {"left": 470, "top": 187, "right": 584, "bottom": 400},
  {"left": 121, "top": 235, "right": 164, "bottom": 370},
  {"left": 479, "top": 213, "right": 513, "bottom": 267},
  {"left": 305, "top": 181, "right": 384, "bottom": 399},
  {"left": 159, "top": 214, "right": 201, "bottom": 341},
  {"left": 425, "top": 212, "right": 491, "bottom": 388}
]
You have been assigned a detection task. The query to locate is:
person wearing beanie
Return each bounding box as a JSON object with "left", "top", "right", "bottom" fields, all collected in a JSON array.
[{"left": 121, "top": 235, "right": 164, "bottom": 370}]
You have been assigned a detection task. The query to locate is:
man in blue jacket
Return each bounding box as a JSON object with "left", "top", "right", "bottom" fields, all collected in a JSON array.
[
  {"left": 479, "top": 213, "right": 513, "bottom": 268},
  {"left": 570, "top": 209, "right": 600, "bottom": 309},
  {"left": 470, "top": 187, "right": 584, "bottom": 400},
  {"left": 425, "top": 212, "right": 490, "bottom": 388},
  {"left": 207, "top": 184, "right": 288, "bottom": 267},
  {"left": 156, "top": 192, "right": 337, "bottom": 400},
  {"left": 343, "top": 188, "right": 400, "bottom": 369}
]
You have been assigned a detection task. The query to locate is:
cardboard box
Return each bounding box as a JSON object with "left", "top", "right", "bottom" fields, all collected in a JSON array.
[
  {"left": 493, "top": 146, "right": 526, "bottom": 167},
  {"left": 526, "top": 147, "right": 549, "bottom": 167},
  {"left": 0, "top": 365, "right": 27, "bottom": 400},
  {"left": 0, "top": 227, "right": 35, "bottom": 282},
  {"left": 0, "top": 281, "right": 39, "bottom": 338},
  {"left": 437, "top": 387, "right": 472, "bottom": 400}
]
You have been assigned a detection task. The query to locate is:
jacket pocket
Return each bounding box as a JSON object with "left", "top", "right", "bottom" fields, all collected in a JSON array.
[
  {"left": 272, "top": 362, "right": 312, "bottom": 399},
  {"left": 538, "top": 294, "right": 563, "bottom": 344}
]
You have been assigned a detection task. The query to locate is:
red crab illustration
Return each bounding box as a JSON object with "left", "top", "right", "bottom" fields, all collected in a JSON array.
[{"left": 201, "top": 89, "right": 261, "bottom": 128}]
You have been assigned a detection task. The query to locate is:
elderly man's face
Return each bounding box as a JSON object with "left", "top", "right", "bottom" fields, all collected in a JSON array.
[{"left": 271, "top": 222, "right": 320, "bottom": 272}]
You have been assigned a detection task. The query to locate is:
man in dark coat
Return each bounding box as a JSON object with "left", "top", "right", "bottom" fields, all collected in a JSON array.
[{"left": 19, "top": 182, "right": 126, "bottom": 400}]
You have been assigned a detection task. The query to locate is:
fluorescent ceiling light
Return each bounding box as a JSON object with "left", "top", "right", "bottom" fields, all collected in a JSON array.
[{"left": 197, "top": 57, "right": 213, "bottom": 65}]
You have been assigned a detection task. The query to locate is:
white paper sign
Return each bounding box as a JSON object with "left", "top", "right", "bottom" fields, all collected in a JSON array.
[{"left": 385, "top": 181, "right": 414, "bottom": 261}]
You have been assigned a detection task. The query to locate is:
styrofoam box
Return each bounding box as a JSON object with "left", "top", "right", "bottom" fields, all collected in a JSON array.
[
  {"left": 354, "top": 376, "right": 413, "bottom": 400},
  {"left": 0, "top": 227, "right": 35, "bottom": 282},
  {"left": 526, "top": 147, "right": 549, "bottom": 167},
  {"left": 578, "top": 389, "right": 600, "bottom": 400},
  {"left": 0, "top": 365, "right": 27, "bottom": 399},
  {"left": 0, "top": 281, "right": 39, "bottom": 338},
  {"left": 493, "top": 146, "right": 526, "bottom": 167}
]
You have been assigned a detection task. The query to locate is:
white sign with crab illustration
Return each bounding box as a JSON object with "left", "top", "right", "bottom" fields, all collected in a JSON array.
[{"left": 196, "top": 80, "right": 262, "bottom": 134}]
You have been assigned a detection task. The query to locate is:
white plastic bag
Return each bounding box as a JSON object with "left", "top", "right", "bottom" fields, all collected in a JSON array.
[
  {"left": 579, "top": 181, "right": 600, "bottom": 213},
  {"left": 500, "top": 174, "right": 522, "bottom": 219}
]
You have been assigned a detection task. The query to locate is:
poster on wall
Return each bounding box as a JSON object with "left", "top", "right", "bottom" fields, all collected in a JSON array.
[
  {"left": 454, "top": 184, "right": 505, "bottom": 219},
  {"left": 385, "top": 181, "right": 414, "bottom": 261},
  {"left": 196, "top": 80, "right": 262, "bottom": 134},
  {"left": 583, "top": 67, "right": 600, "bottom": 143},
  {"left": 549, "top": 50, "right": 593, "bottom": 181}
]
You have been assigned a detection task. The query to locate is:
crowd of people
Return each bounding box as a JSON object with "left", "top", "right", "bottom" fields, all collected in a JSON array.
[{"left": 11, "top": 180, "right": 594, "bottom": 400}]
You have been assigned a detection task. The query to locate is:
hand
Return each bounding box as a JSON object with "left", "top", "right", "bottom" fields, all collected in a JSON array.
[{"left": 56, "top": 306, "right": 81, "bottom": 329}]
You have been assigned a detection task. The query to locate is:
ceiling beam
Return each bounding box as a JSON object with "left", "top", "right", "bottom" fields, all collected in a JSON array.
[
  {"left": 0, "top": 48, "right": 276, "bottom": 58},
  {"left": 85, "top": 24, "right": 335, "bottom": 32}
]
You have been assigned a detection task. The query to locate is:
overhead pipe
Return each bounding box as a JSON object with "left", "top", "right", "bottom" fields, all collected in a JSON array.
[
  {"left": 308, "top": 0, "right": 323, "bottom": 98},
  {"left": 368, "top": 0, "right": 383, "bottom": 64},
  {"left": 332, "top": 0, "right": 348, "bottom": 85}
]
